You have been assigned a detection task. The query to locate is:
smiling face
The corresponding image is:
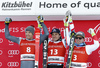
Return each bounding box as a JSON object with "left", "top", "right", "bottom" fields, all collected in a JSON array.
[
  {"left": 25, "top": 31, "right": 33, "bottom": 40},
  {"left": 51, "top": 32, "right": 61, "bottom": 41},
  {"left": 75, "top": 35, "right": 84, "bottom": 44}
]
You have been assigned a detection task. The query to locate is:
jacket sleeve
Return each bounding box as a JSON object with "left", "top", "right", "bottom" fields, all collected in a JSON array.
[
  {"left": 86, "top": 35, "right": 99, "bottom": 55},
  {"left": 5, "top": 24, "right": 21, "bottom": 44},
  {"left": 40, "top": 23, "right": 49, "bottom": 45}
]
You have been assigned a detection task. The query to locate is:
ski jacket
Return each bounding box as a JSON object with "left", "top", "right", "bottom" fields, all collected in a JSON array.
[
  {"left": 47, "top": 39, "right": 66, "bottom": 64},
  {"left": 20, "top": 38, "right": 35, "bottom": 60},
  {"left": 71, "top": 35, "right": 99, "bottom": 68}
]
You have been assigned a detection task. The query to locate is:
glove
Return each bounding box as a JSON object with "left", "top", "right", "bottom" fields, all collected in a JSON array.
[
  {"left": 5, "top": 18, "right": 12, "bottom": 25},
  {"left": 69, "top": 15, "right": 72, "bottom": 23},
  {"left": 70, "top": 30, "right": 76, "bottom": 38},
  {"left": 63, "top": 10, "right": 72, "bottom": 27},
  {"left": 37, "top": 15, "right": 44, "bottom": 28},
  {"left": 88, "top": 28, "right": 96, "bottom": 37}
]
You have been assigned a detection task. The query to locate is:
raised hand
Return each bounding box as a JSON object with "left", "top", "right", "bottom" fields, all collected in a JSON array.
[
  {"left": 37, "top": 15, "right": 44, "bottom": 28},
  {"left": 63, "top": 10, "right": 72, "bottom": 27},
  {"left": 5, "top": 18, "right": 12, "bottom": 25},
  {"left": 88, "top": 28, "right": 96, "bottom": 37}
]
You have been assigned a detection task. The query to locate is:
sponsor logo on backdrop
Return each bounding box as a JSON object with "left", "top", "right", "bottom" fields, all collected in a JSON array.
[
  {"left": 8, "top": 50, "right": 19, "bottom": 57},
  {"left": 39, "top": 1, "right": 100, "bottom": 9},
  {"left": 0, "top": 62, "right": 2, "bottom": 67},
  {"left": 52, "top": 27, "right": 64, "bottom": 33},
  {"left": 8, "top": 40, "right": 14, "bottom": 45},
  {"left": 98, "top": 62, "right": 100, "bottom": 67},
  {"left": 1, "top": 1, "right": 33, "bottom": 11},
  {"left": 0, "top": 0, "right": 100, "bottom": 16},
  {"left": 0, "top": 28, "right": 5, "bottom": 33},
  {"left": 41, "top": 27, "right": 64, "bottom": 33},
  {"left": 84, "top": 37, "right": 92, "bottom": 42},
  {"left": 0, "top": 38, "right": 3, "bottom": 43},
  {"left": 7, "top": 62, "right": 19, "bottom": 67},
  {"left": 94, "top": 23, "right": 100, "bottom": 34},
  {"left": 0, "top": 27, "right": 25, "bottom": 33},
  {"left": 98, "top": 50, "right": 100, "bottom": 57},
  {"left": 0, "top": 50, "right": 3, "bottom": 55},
  {"left": 9, "top": 27, "right": 25, "bottom": 32},
  {"left": 87, "top": 62, "right": 92, "bottom": 67}
]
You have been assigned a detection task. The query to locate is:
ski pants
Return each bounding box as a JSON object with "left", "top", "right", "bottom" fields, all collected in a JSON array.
[{"left": 20, "top": 61, "right": 35, "bottom": 68}]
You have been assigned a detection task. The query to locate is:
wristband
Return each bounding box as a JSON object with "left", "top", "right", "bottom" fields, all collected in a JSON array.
[
  {"left": 64, "top": 23, "right": 68, "bottom": 27},
  {"left": 91, "top": 32, "right": 96, "bottom": 37},
  {"left": 38, "top": 24, "right": 42, "bottom": 28},
  {"left": 69, "top": 18, "right": 72, "bottom": 23}
]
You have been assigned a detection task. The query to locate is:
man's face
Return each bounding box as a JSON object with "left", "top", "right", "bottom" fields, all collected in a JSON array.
[
  {"left": 75, "top": 35, "right": 84, "bottom": 44},
  {"left": 25, "top": 31, "right": 33, "bottom": 40},
  {"left": 52, "top": 32, "right": 60, "bottom": 41}
]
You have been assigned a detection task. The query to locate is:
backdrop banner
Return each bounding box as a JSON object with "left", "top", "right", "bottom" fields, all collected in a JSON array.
[
  {"left": 0, "top": 0, "right": 100, "bottom": 15},
  {"left": 0, "top": 20, "right": 100, "bottom": 68}
]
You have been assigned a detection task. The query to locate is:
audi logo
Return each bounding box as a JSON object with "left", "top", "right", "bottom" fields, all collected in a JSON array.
[
  {"left": 0, "top": 62, "right": 2, "bottom": 67},
  {"left": 7, "top": 62, "right": 19, "bottom": 67},
  {"left": 8, "top": 50, "right": 19, "bottom": 55},
  {"left": 87, "top": 62, "right": 92, "bottom": 67},
  {"left": 85, "top": 37, "right": 92, "bottom": 42},
  {"left": 98, "top": 62, "right": 100, "bottom": 67},
  {"left": 0, "top": 38, "right": 3, "bottom": 43},
  {"left": 0, "top": 50, "right": 3, "bottom": 55}
]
